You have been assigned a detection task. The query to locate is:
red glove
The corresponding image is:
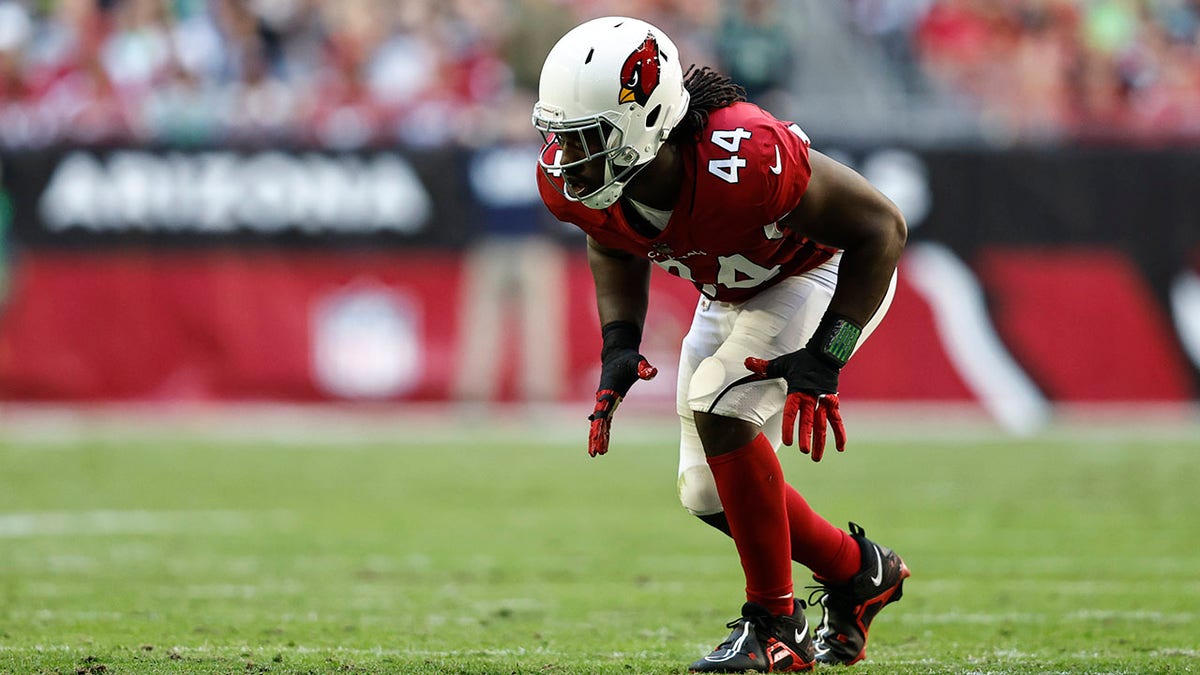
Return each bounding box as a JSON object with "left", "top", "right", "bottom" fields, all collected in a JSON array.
[
  {"left": 745, "top": 354, "right": 846, "bottom": 461},
  {"left": 588, "top": 357, "right": 657, "bottom": 457},
  {"left": 744, "top": 314, "right": 861, "bottom": 460},
  {"left": 588, "top": 321, "right": 657, "bottom": 457}
]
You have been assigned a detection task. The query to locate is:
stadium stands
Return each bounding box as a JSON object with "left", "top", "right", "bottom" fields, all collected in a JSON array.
[{"left": 1, "top": 0, "right": 1198, "bottom": 148}]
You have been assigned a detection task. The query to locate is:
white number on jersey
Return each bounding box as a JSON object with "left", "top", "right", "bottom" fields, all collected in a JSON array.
[
  {"left": 656, "top": 258, "right": 717, "bottom": 296},
  {"left": 716, "top": 254, "right": 782, "bottom": 289},
  {"left": 652, "top": 253, "right": 778, "bottom": 295},
  {"left": 710, "top": 127, "right": 752, "bottom": 152},
  {"left": 707, "top": 127, "right": 753, "bottom": 184},
  {"left": 707, "top": 156, "right": 747, "bottom": 184}
]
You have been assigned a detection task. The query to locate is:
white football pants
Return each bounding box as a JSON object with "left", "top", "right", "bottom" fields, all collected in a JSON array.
[{"left": 675, "top": 258, "right": 897, "bottom": 516}]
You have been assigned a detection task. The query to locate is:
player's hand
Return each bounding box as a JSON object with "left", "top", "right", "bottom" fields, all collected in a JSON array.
[
  {"left": 588, "top": 351, "right": 657, "bottom": 457},
  {"left": 745, "top": 350, "right": 846, "bottom": 461}
]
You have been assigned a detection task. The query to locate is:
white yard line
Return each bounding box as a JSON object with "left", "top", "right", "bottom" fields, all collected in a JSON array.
[
  {"left": 0, "top": 643, "right": 1193, "bottom": 663},
  {"left": 0, "top": 401, "right": 1197, "bottom": 447},
  {"left": 0, "top": 509, "right": 295, "bottom": 538},
  {"left": 899, "top": 610, "right": 1196, "bottom": 625}
]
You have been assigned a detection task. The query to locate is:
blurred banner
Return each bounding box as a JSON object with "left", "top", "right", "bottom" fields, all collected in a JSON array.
[
  {"left": 1, "top": 145, "right": 1197, "bottom": 420},
  {"left": 2, "top": 147, "right": 474, "bottom": 249}
]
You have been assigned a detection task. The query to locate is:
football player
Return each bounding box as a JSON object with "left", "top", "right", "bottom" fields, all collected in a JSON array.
[{"left": 533, "top": 17, "right": 910, "bottom": 673}]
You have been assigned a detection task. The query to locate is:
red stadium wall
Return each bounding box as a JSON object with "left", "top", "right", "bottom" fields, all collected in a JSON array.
[
  {"left": 1, "top": 145, "right": 1198, "bottom": 409},
  {"left": 976, "top": 247, "right": 1194, "bottom": 402},
  {"left": 0, "top": 249, "right": 975, "bottom": 403},
  {"left": 4, "top": 247, "right": 1185, "bottom": 407},
  {"left": 838, "top": 273, "right": 976, "bottom": 401},
  {"left": 0, "top": 251, "right": 465, "bottom": 401}
]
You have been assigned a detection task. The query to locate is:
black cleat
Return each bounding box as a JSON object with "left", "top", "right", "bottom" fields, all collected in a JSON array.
[
  {"left": 809, "top": 522, "right": 910, "bottom": 665},
  {"left": 689, "top": 599, "right": 814, "bottom": 673}
]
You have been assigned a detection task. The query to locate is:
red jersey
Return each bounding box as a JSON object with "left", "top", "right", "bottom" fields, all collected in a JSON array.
[{"left": 537, "top": 102, "right": 836, "bottom": 302}]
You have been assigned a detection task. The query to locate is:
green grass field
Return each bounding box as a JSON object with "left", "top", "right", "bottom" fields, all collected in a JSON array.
[{"left": 1, "top": 411, "right": 1198, "bottom": 674}]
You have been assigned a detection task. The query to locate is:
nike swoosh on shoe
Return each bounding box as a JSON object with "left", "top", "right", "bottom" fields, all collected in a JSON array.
[{"left": 869, "top": 546, "right": 884, "bottom": 586}]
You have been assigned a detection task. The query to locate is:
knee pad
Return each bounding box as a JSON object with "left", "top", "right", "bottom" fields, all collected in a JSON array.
[{"left": 677, "top": 464, "right": 723, "bottom": 516}]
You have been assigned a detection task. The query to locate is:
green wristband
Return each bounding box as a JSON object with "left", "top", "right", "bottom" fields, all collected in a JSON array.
[{"left": 808, "top": 314, "right": 862, "bottom": 368}]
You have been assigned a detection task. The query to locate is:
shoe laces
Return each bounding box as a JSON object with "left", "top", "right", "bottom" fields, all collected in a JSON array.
[
  {"left": 724, "top": 611, "right": 761, "bottom": 632},
  {"left": 725, "top": 599, "right": 808, "bottom": 631},
  {"left": 709, "top": 615, "right": 753, "bottom": 651},
  {"left": 805, "top": 585, "right": 830, "bottom": 607}
]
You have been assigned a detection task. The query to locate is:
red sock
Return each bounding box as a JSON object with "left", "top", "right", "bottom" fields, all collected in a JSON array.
[
  {"left": 705, "top": 433, "right": 793, "bottom": 616},
  {"left": 783, "top": 486, "right": 860, "bottom": 583}
]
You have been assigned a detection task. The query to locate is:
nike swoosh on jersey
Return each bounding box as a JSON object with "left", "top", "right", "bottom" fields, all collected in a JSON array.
[{"left": 769, "top": 145, "right": 782, "bottom": 174}]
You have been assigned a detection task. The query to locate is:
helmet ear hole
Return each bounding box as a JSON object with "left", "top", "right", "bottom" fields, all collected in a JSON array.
[{"left": 645, "top": 104, "right": 661, "bottom": 128}]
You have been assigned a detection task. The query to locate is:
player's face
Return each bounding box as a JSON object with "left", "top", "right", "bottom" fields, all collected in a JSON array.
[{"left": 556, "top": 126, "right": 609, "bottom": 198}]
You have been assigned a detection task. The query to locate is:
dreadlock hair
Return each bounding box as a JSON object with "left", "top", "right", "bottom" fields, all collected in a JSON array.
[{"left": 667, "top": 65, "right": 747, "bottom": 144}]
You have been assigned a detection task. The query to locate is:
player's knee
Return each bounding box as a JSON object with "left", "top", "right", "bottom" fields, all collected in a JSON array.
[
  {"left": 677, "top": 464, "right": 722, "bottom": 516},
  {"left": 685, "top": 356, "right": 727, "bottom": 413}
]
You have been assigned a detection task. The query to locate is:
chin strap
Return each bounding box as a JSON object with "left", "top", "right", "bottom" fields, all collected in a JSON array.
[{"left": 581, "top": 156, "right": 655, "bottom": 210}]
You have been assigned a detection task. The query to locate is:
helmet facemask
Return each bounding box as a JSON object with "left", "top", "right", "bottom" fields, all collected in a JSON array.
[{"left": 534, "top": 110, "right": 649, "bottom": 209}]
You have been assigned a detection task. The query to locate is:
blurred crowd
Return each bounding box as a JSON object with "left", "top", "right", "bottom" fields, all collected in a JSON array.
[
  {"left": 867, "top": 0, "right": 1200, "bottom": 143},
  {"left": 0, "top": 0, "right": 727, "bottom": 148},
  {"left": 0, "top": 0, "right": 1198, "bottom": 149}
]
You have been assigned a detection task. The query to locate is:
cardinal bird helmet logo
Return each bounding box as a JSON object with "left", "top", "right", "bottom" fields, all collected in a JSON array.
[{"left": 619, "top": 33, "right": 662, "bottom": 106}]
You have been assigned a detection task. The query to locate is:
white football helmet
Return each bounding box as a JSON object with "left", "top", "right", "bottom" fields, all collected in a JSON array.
[{"left": 533, "top": 16, "right": 690, "bottom": 209}]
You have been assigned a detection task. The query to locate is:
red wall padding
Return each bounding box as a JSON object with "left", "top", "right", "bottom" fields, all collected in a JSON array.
[
  {"left": 0, "top": 250, "right": 984, "bottom": 404},
  {"left": 976, "top": 247, "right": 1194, "bottom": 401},
  {"left": 839, "top": 272, "right": 976, "bottom": 401},
  {"left": 7, "top": 247, "right": 1188, "bottom": 404},
  {"left": 0, "top": 250, "right": 466, "bottom": 400}
]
